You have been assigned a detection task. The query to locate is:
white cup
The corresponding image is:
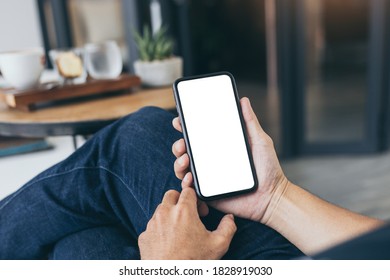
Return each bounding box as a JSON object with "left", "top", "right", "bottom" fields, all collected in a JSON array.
[{"left": 0, "top": 49, "right": 44, "bottom": 89}]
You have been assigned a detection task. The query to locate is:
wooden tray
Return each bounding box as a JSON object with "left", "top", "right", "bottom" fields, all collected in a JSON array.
[{"left": 0, "top": 74, "right": 141, "bottom": 111}]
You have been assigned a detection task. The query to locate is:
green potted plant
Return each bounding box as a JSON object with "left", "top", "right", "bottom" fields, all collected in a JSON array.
[{"left": 133, "top": 25, "right": 183, "bottom": 87}]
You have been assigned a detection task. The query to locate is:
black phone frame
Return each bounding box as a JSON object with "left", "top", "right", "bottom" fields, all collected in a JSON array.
[{"left": 172, "top": 71, "right": 258, "bottom": 201}]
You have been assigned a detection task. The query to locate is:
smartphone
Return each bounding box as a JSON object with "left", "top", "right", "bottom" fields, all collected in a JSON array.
[{"left": 173, "top": 72, "right": 258, "bottom": 200}]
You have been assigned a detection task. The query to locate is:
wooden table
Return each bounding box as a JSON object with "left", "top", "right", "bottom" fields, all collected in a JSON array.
[{"left": 0, "top": 87, "right": 176, "bottom": 147}]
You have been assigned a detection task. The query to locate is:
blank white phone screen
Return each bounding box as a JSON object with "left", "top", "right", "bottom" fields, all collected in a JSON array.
[{"left": 177, "top": 74, "right": 255, "bottom": 198}]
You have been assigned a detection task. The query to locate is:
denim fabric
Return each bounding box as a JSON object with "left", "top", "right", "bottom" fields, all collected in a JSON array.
[{"left": 0, "top": 107, "right": 303, "bottom": 260}]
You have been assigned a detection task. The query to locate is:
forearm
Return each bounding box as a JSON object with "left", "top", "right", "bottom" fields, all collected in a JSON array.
[{"left": 263, "top": 181, "right": 385, "bottom": 255}]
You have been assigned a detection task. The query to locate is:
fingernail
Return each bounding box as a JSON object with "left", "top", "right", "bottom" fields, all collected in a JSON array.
[{"left": 178, "top": 155, "right": 184, "bottom": 165}]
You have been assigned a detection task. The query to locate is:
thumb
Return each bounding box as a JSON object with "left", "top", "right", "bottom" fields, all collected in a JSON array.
[
  {"left": 240, "top": 97, "right": 265, "bottom": 145},
  {"left": 213, "top": 214, "right": 237, "bottom": 244}
]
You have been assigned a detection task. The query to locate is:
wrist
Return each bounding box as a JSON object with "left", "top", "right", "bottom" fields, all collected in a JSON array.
[{"left": 260, "top": 176, "right": 291, "bottom": 225}]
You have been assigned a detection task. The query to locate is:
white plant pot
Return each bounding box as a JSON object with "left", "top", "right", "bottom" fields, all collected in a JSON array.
[{"left": 134, "top": 57, "right": 183, "bottom": 87}]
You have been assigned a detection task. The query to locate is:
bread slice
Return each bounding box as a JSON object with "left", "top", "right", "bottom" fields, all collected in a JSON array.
[{"left": 56, "top": 52, "right": 83, "bottom": 78}]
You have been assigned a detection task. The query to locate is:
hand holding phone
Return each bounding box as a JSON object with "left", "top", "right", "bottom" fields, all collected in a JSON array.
[
  {"left": 173, "top": 72, "right": 257, "bottom": 200},
  {"left": 173, "top": 74, "right": 289, "bottom": 222}
]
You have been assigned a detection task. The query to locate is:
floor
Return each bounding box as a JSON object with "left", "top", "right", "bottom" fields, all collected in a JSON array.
[
  {"left": 282, "top": 152, "right": 390, "bottom": 220},
  {"left": 0, "top": 136, "right": 84, "bottom": 200},
  {"left": 1, "top": 134, "right": 389, "bottom": 221}
]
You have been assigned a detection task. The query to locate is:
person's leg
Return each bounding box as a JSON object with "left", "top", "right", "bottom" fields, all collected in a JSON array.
[
  {"left": 50, "top": 226, "right": 138, "bottom": 260},
  {"left": 48, "top": 106, "right": 302, "bottom": 260},
  {"left": 0, "top": 107, "right": 182, "bottom": 259},
  {"left": 0, "top": 106, "right": 302, "bottom": 260}
]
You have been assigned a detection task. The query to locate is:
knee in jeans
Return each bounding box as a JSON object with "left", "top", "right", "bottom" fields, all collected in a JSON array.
[
  {"left": 137, "top": 106, "right": 167, "bottom": 115},
  {"left": 111, "top": 106, "right": 176, "bottom": 141},
  {"left": 122, "top": 106, "right": 173, "bottom": 129}
]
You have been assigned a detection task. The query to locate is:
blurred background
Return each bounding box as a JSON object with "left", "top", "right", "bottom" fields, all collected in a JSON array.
[{"left": 1, "top": 0, "right": 390, "bottom": 220}]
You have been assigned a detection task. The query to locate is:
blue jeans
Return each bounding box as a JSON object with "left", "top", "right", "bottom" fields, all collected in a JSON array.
[{"left": 0, "top": 107, "right": 303, "bottom": 260}]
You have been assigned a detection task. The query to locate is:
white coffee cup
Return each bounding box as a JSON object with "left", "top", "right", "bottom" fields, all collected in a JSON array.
[{"left": 0, "top": 49, "right": 44, "bottom": 89}]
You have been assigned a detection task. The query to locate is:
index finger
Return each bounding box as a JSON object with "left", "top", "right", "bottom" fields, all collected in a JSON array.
[
  {"left": 172, "top": 117, "right": 183, "bottom": 133},
  {"left": 178, "top": 188, "right": 197, "bottom": 208},
  {"left": 162, "top": 189, "right": 180, "bottom": 205}
]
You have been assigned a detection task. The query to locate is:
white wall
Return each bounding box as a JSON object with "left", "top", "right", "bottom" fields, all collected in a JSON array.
[{"left": 0, "top": 0, "right": 43, "bottom": 52}]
